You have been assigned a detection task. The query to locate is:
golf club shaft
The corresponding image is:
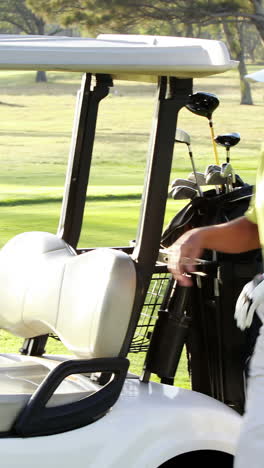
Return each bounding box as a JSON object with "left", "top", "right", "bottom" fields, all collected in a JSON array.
[
  {"left": 212, "top": 250, "right": 225, "bottom": 402},
  {"left": 209, "top": 121, "right": 220, "bottom": 165},
  {"left": 188, "top": 144, "right": 203, "bottom": 197}
]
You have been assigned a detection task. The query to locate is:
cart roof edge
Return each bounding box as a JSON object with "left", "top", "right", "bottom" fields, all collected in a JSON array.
[{"left": 0, "top": 33, "right": 238, "bottom": 82}]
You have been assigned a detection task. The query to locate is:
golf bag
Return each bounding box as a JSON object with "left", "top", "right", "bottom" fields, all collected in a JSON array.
[{"left": 161, "top": 184, "right": 263, "bottom": 414}]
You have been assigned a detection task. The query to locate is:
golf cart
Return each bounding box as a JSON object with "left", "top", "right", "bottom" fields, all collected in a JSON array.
[{"left": 0, "top": 34, "right": 255, "bottom": 467}]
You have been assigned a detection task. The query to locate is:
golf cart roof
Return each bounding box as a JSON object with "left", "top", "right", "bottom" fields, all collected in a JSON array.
[
  {"left": 0, "top": 34, "right": 237, "bottom": 82},
  {"left": 244, "top": 68, "right": 264, "bottom": 83}
]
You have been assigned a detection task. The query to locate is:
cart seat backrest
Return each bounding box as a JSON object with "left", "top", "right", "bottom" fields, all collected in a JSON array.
[{"left": 0, "top": 232, "right": 136, "bottom": 358}]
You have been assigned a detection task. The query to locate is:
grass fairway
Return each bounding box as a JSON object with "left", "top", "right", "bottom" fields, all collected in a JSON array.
[{"left": 0, "top": 66, "right": 263, "bottom": 388}]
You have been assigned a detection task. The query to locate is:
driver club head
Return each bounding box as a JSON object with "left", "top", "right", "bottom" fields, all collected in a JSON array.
[
  {"left": 185, "top": 92, "right": 219, "bottom": 120},
  {"left": 214, "top": 132, "right": 241, "bottom": 149}
]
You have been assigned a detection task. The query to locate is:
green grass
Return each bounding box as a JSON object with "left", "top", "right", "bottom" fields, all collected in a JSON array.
[{"left": 0, "top": 67, "right": 263, "bottom": 388}]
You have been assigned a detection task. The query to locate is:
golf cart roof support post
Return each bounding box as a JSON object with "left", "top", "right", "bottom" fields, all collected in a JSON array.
[
  {"left": 133, "top": 76, "right": 193, "bottom": 273},
  {"left": 57, "top": 73, "right": 113, "bottom": 248},
  {"left": 120, "top": 76, "right": 193, "bottom": 357}
]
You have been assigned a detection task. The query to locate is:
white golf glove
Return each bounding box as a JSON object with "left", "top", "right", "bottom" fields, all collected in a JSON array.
[{"left": 235, "top": 273, "right": 264, "bottom": 331}]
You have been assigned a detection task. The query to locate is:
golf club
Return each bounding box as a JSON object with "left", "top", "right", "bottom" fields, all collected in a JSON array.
[
  {"left": 220, "top": 162, "right": 235, "bottom": 179},
  {"left": 185, "top": 92, "right": 220, "bottom": 165},
  {"left": 188, "top": 171, "right": 207, "bottom": 186},
  {"left": 214, "top": 132, "right": 240, "bottom": 163},
  {"left": 205, "top": 164, "right": 224, "bottom": 194},
  {"left": 220, "top": 162, "right": 236, "bottom": 191},
  {"left": 170, "top": 185, "right": 198, "bottom": 200},
  {"left": 205, "top": 164, "right": 221, "bottom": 176},
  {"left": 206, "top": 171, "right": 227, "bottom": 186},
  {"left": 205, "top": 169, "right": 228, "bottom": 193},
  {"left": 170, "top": 178, "right": 199, "bottom": 193},
  {"left": 171, "top": 178, "right": 198, "bottom": 190},
  {"left": 175, "top": 128, "right": 203, "bottom": 197},
  {"left": 169, "top": 178, "right": 199, "bottom": 197}
]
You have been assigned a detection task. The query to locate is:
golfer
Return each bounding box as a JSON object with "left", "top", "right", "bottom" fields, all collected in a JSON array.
[{"left": 168, "top": 147, "right": 264, "bottom": 468}]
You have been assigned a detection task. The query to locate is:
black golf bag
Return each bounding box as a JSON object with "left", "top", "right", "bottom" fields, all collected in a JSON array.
[{"left": 161, "top": 184, "right": 263, "bottom": 414}]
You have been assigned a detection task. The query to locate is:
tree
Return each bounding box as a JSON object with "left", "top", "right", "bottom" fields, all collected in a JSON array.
[
  {"left": 222, "top": 21, "right": 253, "bottom": 104},
  {"left": 243, "top": 22, "right": 264, "bottom": 61},
  {"left": 0, "top": 0, "right": 45, "bottom": 35},
  {"left": 28, "top": 0, "right": 263, "bottom": 103},
  {"left": 249, "top": 0, "right": 264, "bottom": 41},
  {"left": 0, "top": 0, "right": 64, "bottom": 82},
  {"left": 26, "top": 0, "right": 264, "bottom": 41}
]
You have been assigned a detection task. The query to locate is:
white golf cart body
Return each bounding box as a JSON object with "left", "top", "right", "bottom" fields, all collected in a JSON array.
[{"left": 0, "top": 35, "right": 240, "bottom": 467}]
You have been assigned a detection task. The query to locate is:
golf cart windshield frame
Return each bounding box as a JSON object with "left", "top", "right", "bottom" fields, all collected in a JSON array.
[{"left": 56, "top": 72, "right": 193, "bottom": 355}]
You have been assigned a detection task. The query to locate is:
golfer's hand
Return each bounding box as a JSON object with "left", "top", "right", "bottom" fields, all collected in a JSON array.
[{"left": 167, "top": 228, "right": 204, "bottom": 286}]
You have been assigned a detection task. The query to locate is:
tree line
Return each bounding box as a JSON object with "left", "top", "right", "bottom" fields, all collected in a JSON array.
[{"left": 1, "top": 0, "right": 264, "bottom": 104}]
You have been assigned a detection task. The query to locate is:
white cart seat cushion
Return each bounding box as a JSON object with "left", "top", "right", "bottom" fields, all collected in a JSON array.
[{"left": 0, "top": 232, "right": 137, "bottom": 358}]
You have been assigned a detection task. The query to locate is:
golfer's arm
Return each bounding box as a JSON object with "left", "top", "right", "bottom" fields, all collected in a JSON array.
[{"left": 200, "top": 216, "right": 260, "bottom": 253}]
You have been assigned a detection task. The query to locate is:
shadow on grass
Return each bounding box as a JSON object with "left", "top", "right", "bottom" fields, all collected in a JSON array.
[
  {"left": 0, "top": 101, "right": 25, "bottom": 107},
  {"left": 0, "top": 193, "right": 142, "bottom": 206},
  {"left": 0, "top": 130, "right": 149, "bottom": 140},
  {"left": 0, "top": 81, "right": 156, "bottom": 97}
]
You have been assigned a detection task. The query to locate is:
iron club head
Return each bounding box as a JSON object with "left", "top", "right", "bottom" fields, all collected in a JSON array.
[
  {"left": 170, "top": 185, "right": 198, "bottom": 200},
  {"left": 188, "top": 171, "right": 207, "bottom": 186},
  {"left": 204, "top": 164, "right": 221, "bottom": 177},
  {"left": 205, "top": 170, "right": 227, "bottom": 186},
  {"left": 175, "top": 128, "right": 191, "bottom": 146},
  {"left": 171, "top": 178, "right": 197, "bottom": 190},
  {"left": 174, "top": 128, "right": 203, "bottom": 197}
]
